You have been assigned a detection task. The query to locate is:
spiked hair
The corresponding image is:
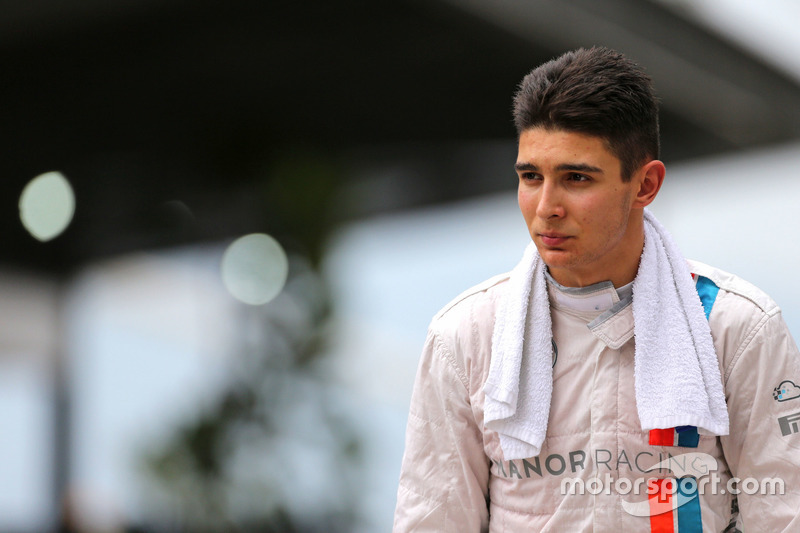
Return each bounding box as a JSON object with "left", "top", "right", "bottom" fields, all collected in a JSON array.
[{"left": 513, "top": 47, "right": 660, "bottom": 180}]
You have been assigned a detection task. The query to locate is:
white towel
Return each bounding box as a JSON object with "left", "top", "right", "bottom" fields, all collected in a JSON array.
[{"left": 484, "top": 209, "right": 729, "bottom": 460}]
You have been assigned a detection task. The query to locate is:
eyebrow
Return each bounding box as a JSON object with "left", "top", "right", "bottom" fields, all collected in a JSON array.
[
  {"left": 514, "top": 162, "right": 538, "bottom": 172},
  {"left": 514, "top": 162, "right": 604, "bottom": 174}
]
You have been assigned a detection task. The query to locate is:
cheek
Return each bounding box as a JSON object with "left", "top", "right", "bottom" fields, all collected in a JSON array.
[
  {"left": 580, "top": 195, "right": 615, "bottom": 223},
  {"left": 518, "top": 188, "right": 536, "bottom": 219},
  {"left": 582, "top": 195, "right": 629, "bottom": 233}
]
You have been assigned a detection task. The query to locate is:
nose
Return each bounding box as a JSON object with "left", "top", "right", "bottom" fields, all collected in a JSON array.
[{"left": 535, "top": 180, "right": 565, "bottom": 219}]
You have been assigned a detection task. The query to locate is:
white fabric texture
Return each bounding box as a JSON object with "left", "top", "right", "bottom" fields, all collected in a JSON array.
[{"left": 484, "top": 209, "right": 729, "bottom": 460}]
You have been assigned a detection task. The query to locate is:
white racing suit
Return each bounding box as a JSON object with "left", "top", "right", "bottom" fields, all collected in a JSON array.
[{"left": 394, "top": 260, "right": 800, "bottom": 532}]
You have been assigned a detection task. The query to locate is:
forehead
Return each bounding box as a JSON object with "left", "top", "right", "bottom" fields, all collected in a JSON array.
[{"left": 516, "top": 128, "right": 620, "bottom": 169}]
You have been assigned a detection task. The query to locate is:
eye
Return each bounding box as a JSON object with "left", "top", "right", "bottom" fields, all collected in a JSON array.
[
  {"left": 520, "top": 172, "right": 542, "bottom": 181},
  {"left": 568, "top": 173, "right": 591, "bottom": 182}
]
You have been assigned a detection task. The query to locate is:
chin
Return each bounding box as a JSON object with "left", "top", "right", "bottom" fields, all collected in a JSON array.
[{"left": 536, "top": 248, "right": 574, "bottom": 268}]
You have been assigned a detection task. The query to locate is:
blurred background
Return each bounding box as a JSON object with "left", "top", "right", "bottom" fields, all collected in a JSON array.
[{"left": 2, "top": 0, "right": 800, "bottom": 531}]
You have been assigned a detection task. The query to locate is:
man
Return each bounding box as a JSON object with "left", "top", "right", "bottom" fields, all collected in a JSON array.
[{"left": 393, "top": 47, "right": 800, "bottom": 531}]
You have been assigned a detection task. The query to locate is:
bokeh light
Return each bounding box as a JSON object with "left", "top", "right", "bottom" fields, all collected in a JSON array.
[
  {"left": 19, "top": 171, "right": 76, "bottom": 242},
  {"left": 221, "top": 233, "right": 289, "bottom": 305}
]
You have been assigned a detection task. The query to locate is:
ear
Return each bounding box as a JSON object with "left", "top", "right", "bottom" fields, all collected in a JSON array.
[{"left": 632, "top": 160, "right": 665, "bottom": 209}]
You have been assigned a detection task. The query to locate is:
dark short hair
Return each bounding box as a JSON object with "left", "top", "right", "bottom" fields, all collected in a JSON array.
[{"left": 513, "top": 47, "right": 660, "bottom": 181}]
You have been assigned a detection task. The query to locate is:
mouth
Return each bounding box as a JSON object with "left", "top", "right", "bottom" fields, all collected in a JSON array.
[{"left": 538, "top": 233, "right": 571, "bottom": 247}]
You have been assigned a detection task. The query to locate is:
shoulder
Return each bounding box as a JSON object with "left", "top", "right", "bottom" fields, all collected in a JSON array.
[
  {"left": 687, "top": 259, "right": 780, "bottom": 317},
  {"left": 687, "top": 259, "right": 784, "bottom": 378},
  {"left": 425, "top": 272, "right": 509, "bottom": 372},
  {"left": 430, "top": 272, "right": 509, "bottom": 331}
]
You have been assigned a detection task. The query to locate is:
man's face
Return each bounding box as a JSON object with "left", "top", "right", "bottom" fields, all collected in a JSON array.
[{"left": 516, "top": 127, "right": 646, "bottom": 288}]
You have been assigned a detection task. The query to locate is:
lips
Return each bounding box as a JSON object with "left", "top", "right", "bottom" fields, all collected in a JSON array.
[{"left": 538, "top": 233, "right": 571, "bottom": 247}]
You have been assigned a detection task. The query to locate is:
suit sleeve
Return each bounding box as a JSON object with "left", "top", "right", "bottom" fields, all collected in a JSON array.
[
  {"left": 393, "top": 327, "right": 490, "bottom": 532},
  {"left": 720, "top": 310, "right": 800, "bottom": 532}
]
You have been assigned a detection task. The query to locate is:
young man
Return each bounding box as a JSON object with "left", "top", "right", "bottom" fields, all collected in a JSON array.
[{"left": 393, "top": 48, "right": 800, "bottom": 531}]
